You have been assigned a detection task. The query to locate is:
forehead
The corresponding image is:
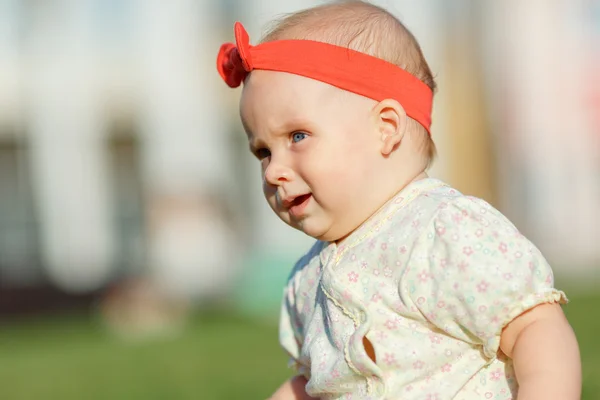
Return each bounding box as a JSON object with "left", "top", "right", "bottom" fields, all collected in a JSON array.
[{"left": 239, "top": 71, "right": 339, "bottom": 134}]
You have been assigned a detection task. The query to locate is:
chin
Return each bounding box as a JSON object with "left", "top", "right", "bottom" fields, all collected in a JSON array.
[
  {"left": 303, "top": 225, "right": 346, "bottom": 243},
  {"left": 295, "top": 219, "right": 332, "bottom": 241}
]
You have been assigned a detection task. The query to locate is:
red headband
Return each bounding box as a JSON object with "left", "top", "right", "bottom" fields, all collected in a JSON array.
[{"left": 217, "top": 22, "right": 433, "bottom": 133}]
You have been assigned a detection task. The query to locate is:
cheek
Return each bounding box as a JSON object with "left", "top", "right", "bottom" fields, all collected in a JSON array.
[
  {"left": 308, "top": 154, "right": 367, "bottom": 200},
  {"left": 262, "top": 180, "right": 276, "bottom": 206},
  {"left": 327, "top": 136, "right": 373, "bottom": 175}
]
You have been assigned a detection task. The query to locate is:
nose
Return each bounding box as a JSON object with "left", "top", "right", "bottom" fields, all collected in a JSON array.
[{"left": 264, "top": 158, "right": 294, "bottom": 187}]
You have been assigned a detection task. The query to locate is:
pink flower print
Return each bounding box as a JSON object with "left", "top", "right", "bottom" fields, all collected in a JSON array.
[
  {"left": 371, "top": 293, "right": 382, "bottom": 303},
  {"left": 458, "top": 261, "right": 469, "bottom": 272},
  {"left": 515, "top": 251, "right": 523, "bottom": 258},
  {"left": 412, "top": 219, "right": 420, "bottom": 228},
  {"left": 383, "top": 267, "right": 392, "bottom": 277},
  {"left": 463, "top": 246, "right": 474, "bottom": 256},
  {"left": 441, "top": 363, "right": 452, "bottom": 373},
  {"left": 373, "top": 269, "right": 380, "bottom": 276},
  {"left": 399, "top": 245, "right": 407, "bottom": 254},
  {"left": 348, "top": 271, "right": 359, "bottom": 283},
  {"left": 331, "top": 369, "right": 340, "bottom": 379},
  {"left": 406, "top": 385, "right": 413, "bottom": 392},
  {"left": 437, "top": 300, "right": 446, "bottom": 308},
  {"left": 426, "top": 393, "right": 441, "bottom": 400},
  {"left": 475, "top": 229, "right": 483, "bottom": 237},
  {"left": 360, "top": 261, "right": 368, "bottom": 270},
  {"left": 350, "top": 253, "right": 356, "bottom": 261},
  {"left": 342, "top": 290, "right": 352, "bottom": 300},
  {"left": 384, "top": 353, "right": 398, "bottom": 366},
  {"left": 499, "top": 242, "right": 508, "bottom": 253},
  {"left": 477, "top": 280, "right": 490, "bottom": 293},
  {"left": 429, "top": 333, "right": 442, "bottom": 344},
  {"left": 381, "top": 242, "right": 388, "bottom": 251},
  {"left": 344, "top": 393, "right": 353, "bottom": 400},
  {"left": 375, "top": 330, "right": 387, "bottom": 341},
  {"left": 439, "top": 258, "right": 447, "bottom": 268},
  {"left": 478, "top": 305, "right": 487, "bottom": 313},
  {"left": 490, "top": 368, "right": 503, "bottom": 381},
  {"left": 504, "top": 272, "right": 513, "bottom": 280},
  {"left": 384, "top": 319, "right": 397, "bottom": 330},
  {"left": 417, "top": 270, "right": 430, "bottom": 282},
  {"left": 413, "top": 360, "right": 425, "bottom": 369},
  {"left": 436, "top": 226, "right": 446, "bottom": 236},
  {"left": 452, "top": 213, "right": 463, "bottom": 224}
]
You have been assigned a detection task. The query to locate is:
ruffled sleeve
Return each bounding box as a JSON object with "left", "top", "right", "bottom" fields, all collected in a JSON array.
[{"left": 403, "top": 196, "right": 567, "bottom": 359}]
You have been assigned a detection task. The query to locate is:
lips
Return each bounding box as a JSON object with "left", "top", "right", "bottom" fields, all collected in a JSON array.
[{"left": 282, "top": 193, "right": 312, "bottom": 217}]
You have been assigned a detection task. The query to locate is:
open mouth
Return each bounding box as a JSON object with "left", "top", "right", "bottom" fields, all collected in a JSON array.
[{"left": 287, "top": 194, "right": 312, "bottom": 217}]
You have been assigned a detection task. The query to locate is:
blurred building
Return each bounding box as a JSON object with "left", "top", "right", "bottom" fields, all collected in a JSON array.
[{"left": 0, "top": 0, "right": 598, "bottom": 318}]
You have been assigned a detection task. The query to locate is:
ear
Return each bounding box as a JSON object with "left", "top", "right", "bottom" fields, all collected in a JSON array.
[{"left": 372, "top": 99, "right": 407, "bottom": 156}]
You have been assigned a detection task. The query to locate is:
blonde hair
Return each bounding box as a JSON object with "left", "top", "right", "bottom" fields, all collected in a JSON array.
[{"left": 261, "top": 0, "right": 437, "bottom": 164}]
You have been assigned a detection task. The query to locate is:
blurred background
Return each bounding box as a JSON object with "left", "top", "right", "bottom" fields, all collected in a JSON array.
[{"left": 0, "top": 0, "right": 598, "bottom": 398}]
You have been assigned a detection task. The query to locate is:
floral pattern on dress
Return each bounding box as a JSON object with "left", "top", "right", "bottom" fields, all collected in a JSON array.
[{"left": 279, "top": 178, "right": 566, "bottom": 399}]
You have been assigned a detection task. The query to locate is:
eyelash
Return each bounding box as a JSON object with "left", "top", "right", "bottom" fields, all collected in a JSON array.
[{"left": 253, "top": 131, "right": 309, "bottom": 160}]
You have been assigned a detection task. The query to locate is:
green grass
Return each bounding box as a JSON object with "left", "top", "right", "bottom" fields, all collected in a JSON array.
[
  {"left": 0, "top": 311, "right": 292, "bottom": 400},
  {"left": 0, "top": 292, "right": 598, "bottom": 399},
  {"left": 563, "top": 292, "right": 600, "bottom": 399}
]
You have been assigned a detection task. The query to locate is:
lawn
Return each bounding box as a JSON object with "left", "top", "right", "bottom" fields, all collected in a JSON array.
[{"left": 0, "top": 292, "right": 598, "bottom": 399}]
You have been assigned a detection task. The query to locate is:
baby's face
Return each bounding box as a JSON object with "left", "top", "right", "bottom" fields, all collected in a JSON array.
[{"left": 240, "top": 71, "right": 385, "bottom": 242}]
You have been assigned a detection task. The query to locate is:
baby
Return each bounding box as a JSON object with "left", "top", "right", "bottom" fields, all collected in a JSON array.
[{"left": 216, "top": 1, "right": 581, "bottom": 399}]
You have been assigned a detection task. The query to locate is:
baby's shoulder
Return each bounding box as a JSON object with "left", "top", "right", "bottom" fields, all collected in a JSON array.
[
  {"left": 379, "top": 183, "right": 485, "bottom": 233},
  {"left": 381, "top": 184, "right": 524, "bottom": 255},
  {"left": 411, "top": 184, "right": 516, "bottom": 233}
]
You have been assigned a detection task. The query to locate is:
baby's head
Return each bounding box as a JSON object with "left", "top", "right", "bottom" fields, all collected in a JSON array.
[{"left": 226, "top": 1, "right": 436, "bottom": 242}]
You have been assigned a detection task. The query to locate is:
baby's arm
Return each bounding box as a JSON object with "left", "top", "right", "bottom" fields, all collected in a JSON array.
[
  {"left": 269, "top": 376, "right": 316, "bottom": 400},
  {"left": 500, "top": 302, "right": 581, "bottom": 400}
]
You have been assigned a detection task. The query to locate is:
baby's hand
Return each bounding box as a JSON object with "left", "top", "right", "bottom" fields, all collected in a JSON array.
[
  {"left": 500, "top": 302, "right": 581, "bottom": 400},
  {"left": 268, "top": 375, "right": 316, "bottom": 400}
]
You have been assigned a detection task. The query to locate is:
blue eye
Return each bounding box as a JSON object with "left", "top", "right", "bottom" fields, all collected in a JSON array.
[{"left": 292, "top": 132, "right": 307, "bottom": 143}]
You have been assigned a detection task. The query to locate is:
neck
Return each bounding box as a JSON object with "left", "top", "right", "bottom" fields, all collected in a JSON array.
[{"left": 334, "top": 170, "right": 429, "bottom": 245}]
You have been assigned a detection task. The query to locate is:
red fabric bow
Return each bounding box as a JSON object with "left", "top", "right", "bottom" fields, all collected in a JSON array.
[{"left": 216, "top": 22, "right": 253, "bottom": 88}]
